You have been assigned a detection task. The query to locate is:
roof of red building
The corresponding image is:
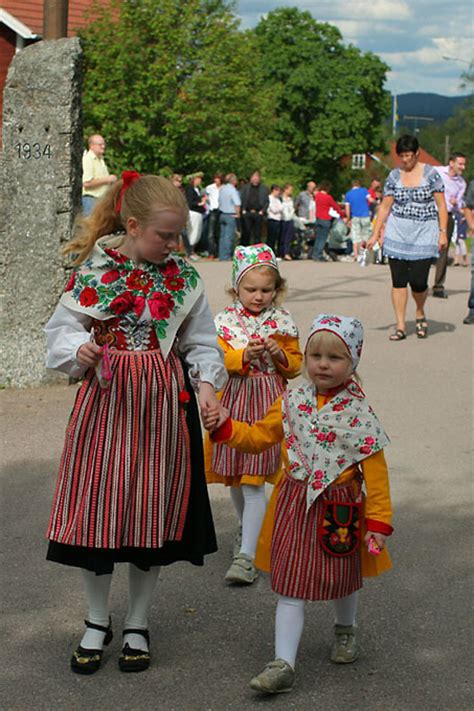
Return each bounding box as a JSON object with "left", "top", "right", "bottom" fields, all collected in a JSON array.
[
  {"left": 388, "top": 141, "right": 442, "bottom": 167},
  {"left": 1, "top": 1, "right": 114, "bottom": 37}
]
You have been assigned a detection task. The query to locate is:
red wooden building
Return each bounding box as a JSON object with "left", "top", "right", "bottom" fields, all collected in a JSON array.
[{"left": 0, "top": 1, "right": 113, "bottom": 132}]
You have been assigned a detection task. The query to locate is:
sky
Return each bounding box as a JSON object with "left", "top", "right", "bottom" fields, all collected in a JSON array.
[{"left": 236, "top": 0, "right": 473, "bottom": 96}]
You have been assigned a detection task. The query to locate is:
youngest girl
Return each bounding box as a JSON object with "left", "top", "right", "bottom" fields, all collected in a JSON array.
[
  {"left": 206, "top": 314, "right": 393, "bottom": 694},
  {"left": 205, "top": 244, "right": 302, "bottom": 584}
]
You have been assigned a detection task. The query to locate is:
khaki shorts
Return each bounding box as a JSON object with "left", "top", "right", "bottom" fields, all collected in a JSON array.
[{"left": 350, "top": 217, "right": 371, "bottom": 244}]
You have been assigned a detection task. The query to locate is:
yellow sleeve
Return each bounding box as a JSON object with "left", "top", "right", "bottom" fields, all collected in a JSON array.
[
  {"left": 272, "top": 335, "right": 303, "bottom": 379},
  {"left": 218, "top": 336, "right": 248, "bottom": 376},
  {"left": 217, "top": 397, "right": 284, "bottom": 454},
  {"left": 361, "top": 450, "right": 393, "bottom": 530}
]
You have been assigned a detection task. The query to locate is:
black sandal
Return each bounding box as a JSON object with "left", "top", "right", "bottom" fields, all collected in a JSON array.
[
  {"left": 389, "top": 329, "right": 406, "bottom": 341},
  {"left": 70, "top": 618, "right": 113, "bottom": 675},
  {"left": 415, "top": 318, "right": 428, "bottom": 339},
  {"left": 118, "top": 629, "right": 151, "bottom": 673}
]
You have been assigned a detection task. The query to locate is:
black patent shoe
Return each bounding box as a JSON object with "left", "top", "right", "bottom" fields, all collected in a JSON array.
[
  {"left": 118, "top": 628, "right": 151, "bottom": 673},
  {"left": 70, "top": 618, "right": 113, "bottom": 675}
]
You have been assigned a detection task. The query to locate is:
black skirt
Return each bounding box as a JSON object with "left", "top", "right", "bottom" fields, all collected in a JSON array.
[{"left": 46, "top": 366, "right": 217, "bottom": 575}]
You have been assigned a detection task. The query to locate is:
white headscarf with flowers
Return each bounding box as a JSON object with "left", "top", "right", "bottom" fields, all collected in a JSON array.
[
  {"left": 231, "top": 243, "right": 279, "bottom": 289},
  {"left": 281, "top": 314, "right": 389, "bottom": 510}
]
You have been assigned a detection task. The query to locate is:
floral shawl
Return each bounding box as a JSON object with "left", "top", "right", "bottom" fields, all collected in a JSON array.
[
  {"left": 282, "top": 381, "right": 390, "bottom": 510},
  {"left": 215, "top": 302, "right": 298, "bottom": 373},
  {"left": 61, "top": 233, "right": 203, "bottom": 359}
]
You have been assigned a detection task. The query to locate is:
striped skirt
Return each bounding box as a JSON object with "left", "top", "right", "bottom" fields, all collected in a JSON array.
[
  {"left": 271, "top": 475, "right": 363, "bottom": 601},
  {"left": 47, "top": 349, "right": 191, "bottom": 551},
  {"left": 211, "top": 372, "right": 285, "bottom": 477}
]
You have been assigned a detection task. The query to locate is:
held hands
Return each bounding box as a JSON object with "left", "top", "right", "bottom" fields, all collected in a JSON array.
[
  {"left": 77, "top": 342, "right": 104, "bottom": 368},
  {"left": 198, "top": 382, "right": 228, "bottom": 432},
  {"left": 364, "top": 531, "right": 387, "bottom": 552}
]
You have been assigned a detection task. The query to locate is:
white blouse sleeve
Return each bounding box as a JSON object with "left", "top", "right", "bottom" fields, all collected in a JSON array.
[
  {"left": 177, "top": 291, "right": 227, "bottom": 391},
  {"left": 44, "top": 303, "right": 93, "bottom": 377}
]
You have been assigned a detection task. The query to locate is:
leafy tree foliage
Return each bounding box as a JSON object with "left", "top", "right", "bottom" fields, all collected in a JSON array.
[
  {"left": 81, "top": 2, "right": 391, "bottom": 184},
  {"left": 81, "top": 0, "right": 275, "bottom": 176},
  {"left": 251, "top": 7, "right": 390, "bottom": 180}
]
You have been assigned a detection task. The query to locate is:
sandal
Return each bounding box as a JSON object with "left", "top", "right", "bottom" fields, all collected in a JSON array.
[
  {"left": 415, "top": 318, "right": 428, "bottom": 339},
  {"left": 389, "top": 329, "right": 406, "bottom": 341},
  {"left": 70, "top": 618, "right": 113, "bottom": 675},
  {"left": 118, "top": 629, "right": 151, "bottom": 673}
]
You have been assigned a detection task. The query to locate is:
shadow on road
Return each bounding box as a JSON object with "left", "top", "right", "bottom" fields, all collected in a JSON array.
[{"left": 1, "top": 457, "right": 471, "bottom": 710}]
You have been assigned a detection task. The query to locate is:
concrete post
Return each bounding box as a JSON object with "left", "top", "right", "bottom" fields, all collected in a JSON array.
[{"left": 0, "top": 37, "right": 83, "bottom": 386}]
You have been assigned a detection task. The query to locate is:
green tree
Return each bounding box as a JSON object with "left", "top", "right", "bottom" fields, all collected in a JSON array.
[
  {"left": 80, "top": 0, "right": 275, "bottom": 177},
  {"left": 251, "top": 7, "right": 391, "bottom": 181}
]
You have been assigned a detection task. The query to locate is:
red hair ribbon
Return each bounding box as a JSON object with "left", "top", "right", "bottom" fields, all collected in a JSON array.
[{"left": 116, "top": 170, "right": 141, "bottom": 213}]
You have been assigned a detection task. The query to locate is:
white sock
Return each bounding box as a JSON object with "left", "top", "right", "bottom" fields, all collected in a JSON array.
[
  {"left": 275, "top": 596, "right": 305, "bottom": 669},
  {"left": 333, "top": 591, "right": 358, "bottom": 627},
  {"left": 123, "top": 565, "right": 160, "bottom": 652},
  {"left": 229, "top": 486, "right": 244, "bottom": 524},
  {"left": 240, "top": 484, "right": 267, "bottom": 559},
  {"left": 80, "top": 570, "right": 113, "bottom": 650}
]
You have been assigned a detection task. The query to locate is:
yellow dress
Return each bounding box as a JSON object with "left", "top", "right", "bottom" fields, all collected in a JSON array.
[
  {"left": 214, "top": 393, "right": 393, "bottom": 578},
  {"left": 205, "top": 334, "right": 302, "bottom": 487}
]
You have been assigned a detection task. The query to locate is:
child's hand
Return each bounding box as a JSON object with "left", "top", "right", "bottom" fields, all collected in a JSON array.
[
  {"left": 364, "top": 531, "right": 387, "bottom": 551},
  {"left": 243, "top": 338, "right": 265, "bottom": 363},
  {"left": 198, "top": 382, "right": 219, "bottom": 417},
  {"left": 264, "top": 336, "right": 282, "bottom": 358},
  {"left": 77, "top": 342, "right": 103, "bottom": 368},
  {"left": 202, "top": 405, "right": 229, "bottom": 432}
]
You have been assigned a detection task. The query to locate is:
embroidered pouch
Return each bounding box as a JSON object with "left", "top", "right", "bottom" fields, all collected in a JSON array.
[{"left": 318, "top": 501, "right": 361, "bottom": 557}]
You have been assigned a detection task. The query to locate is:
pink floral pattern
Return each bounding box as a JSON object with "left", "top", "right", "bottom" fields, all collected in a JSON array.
[
  {"left": 282, "top": 381, "right": 389, "bottom": 509},
  {"left": 215, "top": 302, "right": 299, "bottom": 374}
]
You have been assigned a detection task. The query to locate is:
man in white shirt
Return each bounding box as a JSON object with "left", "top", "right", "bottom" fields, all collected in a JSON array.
[
  {"left": 82, "top": 135, "right": 117, "bottom": 215},
  {"left": 204, "top": 173, "right": 223, "bottom": 258}
]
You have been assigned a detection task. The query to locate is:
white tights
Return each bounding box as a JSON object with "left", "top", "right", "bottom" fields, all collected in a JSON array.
[
  {"left": 274, "top": 591, "right": 359, "bottom": 668},
  {"left": 230, "top": 484, "right": 267, "bottom": 559},
  {"left": 80, "top": 565, "right": 160, "bottom": 651}
]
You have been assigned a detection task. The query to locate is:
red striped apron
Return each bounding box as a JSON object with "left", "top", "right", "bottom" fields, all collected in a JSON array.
[
  {"left": 47, "top": 348, "right": 191, "bottom": 549},
  {"left": 271, "top": 474, "right": 363, "bottom": 601},
  {"left": 211, "top": 371, "right": 285, "bottom": 477}
]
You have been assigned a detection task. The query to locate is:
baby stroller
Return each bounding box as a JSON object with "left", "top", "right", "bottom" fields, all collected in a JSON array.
[{"left": 292, "top": 216, "right": 316, "bottom": 259}]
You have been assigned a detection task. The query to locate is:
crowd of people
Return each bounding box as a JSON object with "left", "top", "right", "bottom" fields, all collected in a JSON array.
[
  {"left": 169, "top": 169, "right": 385, "bottom": 265},
  {"left": 81, "top": 133, "right": 473, "bottom": 331}
]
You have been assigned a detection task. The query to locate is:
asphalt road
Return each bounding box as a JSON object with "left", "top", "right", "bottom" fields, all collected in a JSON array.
[{"left": 1, "top": 259, "right": 472, "bottom": 710}]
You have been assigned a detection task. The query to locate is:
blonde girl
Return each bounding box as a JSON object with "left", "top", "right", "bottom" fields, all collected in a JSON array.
[
  {"left": 206, "top": 314, "right": 393, "bottom": 695},
  {"left": 205, "top": 244, "right": 302, "bottom": 584},
  {"left": 45, "top": 172, "right": 226, "bottom": 675}
]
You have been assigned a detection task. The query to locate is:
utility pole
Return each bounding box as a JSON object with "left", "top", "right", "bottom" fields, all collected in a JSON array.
[
  {"left": 445, "top": 135, "right": 450, "bottom": 164},
  {"left": 392, "top": 94, "right": 398, "bottom": 136},
  {"left": 43, "top": 0, "right": 69, "bottom": 40}
]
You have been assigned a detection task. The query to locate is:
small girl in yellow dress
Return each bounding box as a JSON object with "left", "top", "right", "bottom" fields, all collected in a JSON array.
[{"left": 206, "top": 314, "right": 393, "bottom": 694}]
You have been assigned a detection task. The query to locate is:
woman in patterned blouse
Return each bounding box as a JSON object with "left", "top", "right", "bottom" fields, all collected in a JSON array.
[{"left": 368, "top": 135, "right": 448, "bottom": 340}]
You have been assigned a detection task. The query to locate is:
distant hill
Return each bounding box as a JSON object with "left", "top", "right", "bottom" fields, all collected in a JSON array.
[{"left": 395, "top": 93, "right": 471, "bottom": 123}]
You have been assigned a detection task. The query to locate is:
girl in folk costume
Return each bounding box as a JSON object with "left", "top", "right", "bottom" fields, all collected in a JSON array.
[
  {"left": 206, "top": 315, "right": 393, "bottom": 695},
  {"left": 205, "top": 244, "right": 302, "bottom": 585},
  {"left": 44, "top": 173, "right": 226, "bottom": 675}
]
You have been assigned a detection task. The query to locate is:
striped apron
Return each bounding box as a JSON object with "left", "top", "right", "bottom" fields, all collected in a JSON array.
[
  {"left": 211, "top": 371, "right": 285, "bottom": 477},
  {"left": 47, "top": 348, "right": 191, "bottom": 550},
  {"left": 271, "top": 474, "right": 363, "bottom": 601}
]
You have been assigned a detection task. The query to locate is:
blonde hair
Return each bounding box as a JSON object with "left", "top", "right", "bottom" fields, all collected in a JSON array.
[
  {"left": 304, "top": 330, "right": 361, "bottom": 383},
  {"left": 64, "top": 175, "right": 188, "bottom": 265},
  {"left": 227, "top": 265, "right": 288, "bottom": 305}
]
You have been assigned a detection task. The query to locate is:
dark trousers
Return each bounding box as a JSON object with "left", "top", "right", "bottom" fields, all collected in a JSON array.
[
  {"left": 433, "top": 213, "right": 454, "bottom": 293},
  {"left": 203, "top": 209, "right": 220, "bottom": 256},
  {"left": 266, "top": 219, "right": 282, "bottom": 253},
  {"left": 312, "top": 219, "right": 332, "bottom": 260},
  {"left": 280, "top": 220, "right": 295, "bottom": 257},
  {"left": 242, "top": 212, "right": 263, "bottom": 246}
]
